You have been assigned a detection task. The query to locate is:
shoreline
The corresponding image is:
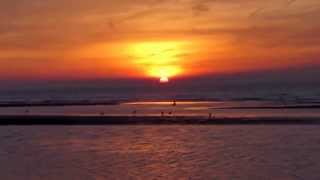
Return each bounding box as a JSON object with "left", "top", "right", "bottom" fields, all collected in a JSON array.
[
  {"left": 0, "top": 100, "right": 120, "bottom": 107},
  {"left": 0, "top": 115, "right": 320, "bottom": 125},
  {"left": 0, "top": 99, "right": 320, "bottom": 109},
  {"left": 212, "top": 105, "right": 320, "bottom": 109}
]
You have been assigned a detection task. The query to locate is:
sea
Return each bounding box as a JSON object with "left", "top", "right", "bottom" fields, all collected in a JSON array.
[{"left": 1, "top": 125, "right": 320, "bottom": 179}]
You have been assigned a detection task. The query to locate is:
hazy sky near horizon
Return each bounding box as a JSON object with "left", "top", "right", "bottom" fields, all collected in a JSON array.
[{"left": 1, "top": 0, "right": 320, "bottom": 80}]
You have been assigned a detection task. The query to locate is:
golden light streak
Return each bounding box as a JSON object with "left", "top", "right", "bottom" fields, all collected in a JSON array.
[{"left": 127, "top": 41, "right": 189, "bottom": 81}]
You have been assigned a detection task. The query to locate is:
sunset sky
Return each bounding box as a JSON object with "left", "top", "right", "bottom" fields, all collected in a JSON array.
[{"left": 1, "top": 0, "right": 320, "bottom": 81}]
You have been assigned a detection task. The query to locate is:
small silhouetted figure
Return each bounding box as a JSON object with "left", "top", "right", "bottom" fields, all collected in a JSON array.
[
  {"left": 132, "top": 110, "right": 137, "bottom": 116},
  {"left": 161, "top": 111, "right": 164, "bottom": 117},
  {"left": 168, "top": 111, "right": 172, "bottom": 116},
  {"left": 172, "top": 100, "right": 176, "bottom": 106}
]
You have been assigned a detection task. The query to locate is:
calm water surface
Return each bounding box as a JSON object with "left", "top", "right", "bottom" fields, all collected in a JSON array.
[{"left": 1, "top": 125, "right": 320, "bottom": 179}]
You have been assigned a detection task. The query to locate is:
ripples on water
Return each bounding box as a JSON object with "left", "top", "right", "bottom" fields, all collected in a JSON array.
[{"left": 1, "top": 125, "right": 320, "bottom": 179}]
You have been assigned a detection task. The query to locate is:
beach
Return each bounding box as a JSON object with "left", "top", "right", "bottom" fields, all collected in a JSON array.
[
  {"left": 1, "top": 100, "right": 320, "bottom": 179},
  {"left": 2, "top": 0, "right": 320, "bottom": 178},
  {"left": 0, "top": 115, "right": 320, "bottom": 125}
]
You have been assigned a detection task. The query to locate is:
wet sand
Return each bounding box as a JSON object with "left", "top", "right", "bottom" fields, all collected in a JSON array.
[{"left": 0, "top": 115, "right": 320, "bottom": 125}]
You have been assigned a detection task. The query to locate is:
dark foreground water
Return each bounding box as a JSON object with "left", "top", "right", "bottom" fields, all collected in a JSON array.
[{"left": 1, "top": 125, "right": 320, "bottom": 180}]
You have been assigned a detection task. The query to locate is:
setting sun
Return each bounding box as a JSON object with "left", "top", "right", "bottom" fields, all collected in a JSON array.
[
  {"left": 150, "top": 65, "right": 182, "bottom": 83},
  {"left": 160, "top": 76, "right": 169, "bottom": 83}
]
